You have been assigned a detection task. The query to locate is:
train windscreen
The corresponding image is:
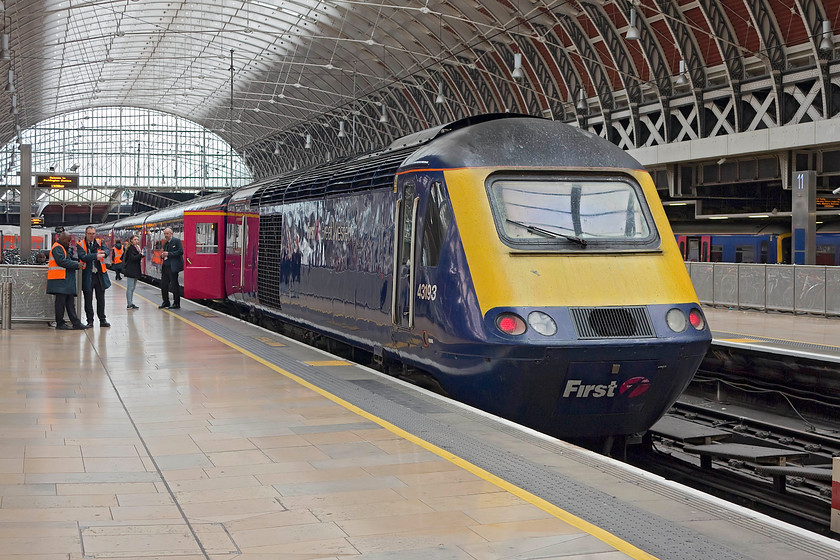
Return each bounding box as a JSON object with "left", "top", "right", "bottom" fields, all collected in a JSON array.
[{"left": 487, "top": 175, "right": 656, "bottom": 249}]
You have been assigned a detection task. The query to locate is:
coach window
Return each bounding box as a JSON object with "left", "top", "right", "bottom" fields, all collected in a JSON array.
[
  {"left": 226, "top": 221, "right": 241, "bottom": 254},
  {"left": 735, "top": 245, "right": 754, "bottom": 263},
  {"left": 421, "top": 181, "right": 452, "bottom": 266},
  {"left": 710, "top": 245, "right": 723, "bottom": 262},
  {"left": 196, "top": 223, "right": 219, "bottom": 254}
]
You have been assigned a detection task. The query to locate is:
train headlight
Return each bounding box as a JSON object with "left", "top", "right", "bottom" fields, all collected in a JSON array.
[
  {"left": 528, "top": 311, "right": 557, "bottom": 336},
  {"left": 665, "top": 308, "right": 687, "bottom": 332},
  {"left": 496, "top": 313, "right": 527, "bottom": 335},
  {"left": 689, "top": 308, "right": 706, "bottom": 330}
]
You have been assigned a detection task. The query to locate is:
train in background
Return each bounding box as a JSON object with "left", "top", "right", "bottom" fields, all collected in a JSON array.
[
  {"left": 78, "top": 114, "right": 711, "bottom": 450},
  {"left": 1, "top": 224, "right": 52, "bottom": 264},
  {"left": 674, "top": 222, "right": 840, "bottom": 265}
]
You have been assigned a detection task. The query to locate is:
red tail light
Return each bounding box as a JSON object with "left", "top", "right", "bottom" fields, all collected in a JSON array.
[
  {"left": 496, "top": 313, "right": 526, "bottom": 335},
  {"left": 689, "top": 309, "right": 706, "bottom": 330}
]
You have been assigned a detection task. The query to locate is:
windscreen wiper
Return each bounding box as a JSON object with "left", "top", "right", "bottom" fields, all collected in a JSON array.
[{"left": 506, "top": 219, "right": 587, "bottom": 246}]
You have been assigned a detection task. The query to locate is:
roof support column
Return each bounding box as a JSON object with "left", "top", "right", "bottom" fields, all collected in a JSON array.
[
  {"left": 19, "top": 144, "right": 31, "bottom": 262},
  {"left": 792, "top": 170, "right": 816, "bottom": 265}
]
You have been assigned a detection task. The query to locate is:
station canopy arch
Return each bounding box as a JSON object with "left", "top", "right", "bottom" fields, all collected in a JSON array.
[{"left": 0, "top": 106, "right": 252, "bottom": 224}]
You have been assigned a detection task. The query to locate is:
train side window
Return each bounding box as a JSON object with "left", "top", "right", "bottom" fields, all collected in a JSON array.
[
  {"left": 816, "top": 245, "right": 836, "bottom": 266},
  {"left": 735, "top": 245, "right": 755, "bottom": 263},
  {"left": 701, "top": 241, "right": 708, "bottom": 261},
  {"left": 421, "top": 181, "right": 452, "bottom": 267},
  {"left": 710, "top": 245, "right": 723, "bottom": 262},
  {"left": 196, "top": 222, "right": 219, "bottom": 254},
  {"left": 226, "top": 221, "right": 240, "bottom": 254},
  {"left": 760, "top": 241, "right": 768, "bottom": 264}
]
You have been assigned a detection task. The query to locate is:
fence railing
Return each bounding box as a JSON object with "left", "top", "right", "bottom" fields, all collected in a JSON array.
[
  {"left": 0, "top": 265, "right": 57, "bottom": 323},
  {"left": 686, "top": 262, "right": 840, "bottom": 316}
]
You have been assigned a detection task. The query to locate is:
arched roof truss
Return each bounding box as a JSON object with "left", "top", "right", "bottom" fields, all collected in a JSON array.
[{"left": 0, "top": 0, "right": 838, "bottom": 180}]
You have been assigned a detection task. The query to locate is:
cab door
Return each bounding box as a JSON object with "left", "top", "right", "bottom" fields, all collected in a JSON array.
[
  {"left": 183, "top": 211, "right": 225, "bottom": 299},
  {"left": 392, "top": 180, "right": 418, "bottom": 329}
]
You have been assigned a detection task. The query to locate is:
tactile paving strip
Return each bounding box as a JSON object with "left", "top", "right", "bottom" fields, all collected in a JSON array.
[{"left": 182, "top": 308, "right": 838, "bottom": 560}]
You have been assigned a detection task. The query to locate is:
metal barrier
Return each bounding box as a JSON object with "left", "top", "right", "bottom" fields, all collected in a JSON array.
[
  {"left": 686, "top": 262, "right": 840, "bottom": 316},
  {"left": 0, "top": 265, "right": 55, "bottom": 324}
]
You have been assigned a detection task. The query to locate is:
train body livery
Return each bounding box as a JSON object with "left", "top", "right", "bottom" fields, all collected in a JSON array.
[
  {"left": 90, "top": 115, "right": 711, "bottom": 442},
  {"left": 675, "top": 222, "right": 840, "bottom": 265}
]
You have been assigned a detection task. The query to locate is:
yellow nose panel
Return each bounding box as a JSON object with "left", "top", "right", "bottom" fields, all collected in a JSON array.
[{"left": 443, "top": 167, "right": 698, "bottom": 315}]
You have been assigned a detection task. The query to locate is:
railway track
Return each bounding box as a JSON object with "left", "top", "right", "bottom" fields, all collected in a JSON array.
[{"left": 629, "top": 399, "right": 838, "bottom": 535}]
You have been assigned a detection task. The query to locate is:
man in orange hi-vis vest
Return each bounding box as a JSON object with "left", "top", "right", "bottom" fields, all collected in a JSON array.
[
  {"left": 46, "top": 227, "right": 86, "bottom": 330},
  {"left": 111, "top": 240, "right": 124, "bottom": 280}
]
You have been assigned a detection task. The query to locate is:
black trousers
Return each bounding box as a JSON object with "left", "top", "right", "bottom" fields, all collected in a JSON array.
[
  {"left": 160, "top": 266, "right": 180, "bottom": 306},
  {"left": 82, "top": 272, "right": 107, "bottom": 323},
  {"left": 54, "top": 293, "right": 81, "bottom": 326}
]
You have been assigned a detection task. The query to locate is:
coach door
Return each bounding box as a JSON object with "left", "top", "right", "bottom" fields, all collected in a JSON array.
[
  {"left": 183, "top": 212, "right": 225, "bottom": 299},
  {"left": 392, "top": 180, "right": 419, "bottom": 328}
]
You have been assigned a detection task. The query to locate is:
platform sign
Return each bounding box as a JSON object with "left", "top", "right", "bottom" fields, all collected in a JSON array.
[{"left": 34, "top": 173, "right": 79, "bottom": 189}]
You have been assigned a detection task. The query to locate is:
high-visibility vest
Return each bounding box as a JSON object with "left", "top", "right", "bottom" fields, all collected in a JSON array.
[
  {"left": 47, "top": 242, "right": 67, "bottom": 280},
  {"left": 113, "top": 246, "right": 123, "bottom": 264},
  {"left": 77, "top": 240, "right": 108, "bottom": 272}
]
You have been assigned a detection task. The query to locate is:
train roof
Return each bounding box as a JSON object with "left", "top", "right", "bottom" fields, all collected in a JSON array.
[
  {"left": 670, "top": 221, "right": 791, "bottom": 235},
  {"left": 252, "top": 114, "right": 643, "bottom": 208},
  {"left": 143, "top": 192, "right": 232, "bottom": 226},
  {"left": 404, "top": 116, "right": 643, "bottom": 171}
]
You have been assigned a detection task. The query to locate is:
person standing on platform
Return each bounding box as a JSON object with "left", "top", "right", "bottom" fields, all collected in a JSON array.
[
  {"left": 111, "top": 240, "right": 124, "bottom": 280},
  {"left": 123, "top": 234, "right": 143, "bottom": 309},
  {"left": 46, "top": 227, "right": 86, "bottom": 330},
  {"left": 159, "top": 227, "right": 183, "bottom": 309},
  {"left": 77, "top": 226, "right": 111, "bottom": 327}
]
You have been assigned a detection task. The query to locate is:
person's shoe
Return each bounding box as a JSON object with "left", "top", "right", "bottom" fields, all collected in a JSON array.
[
  {"left": 127, "top": 305, "right": 132, "bottom": 309},
  {"left": 72, "top": 323, "right": 87, "bottom": 330},
  {"left": 159, "top": 303, "right": 170, "bottom": 309},
  {"left": 100, "top": 321, "right": 110, "bottom": 328},
  {"left": 130, "top": 305, "right": 139, "bottom": 309},
  {"left": 86, "top": 321, "right": 94, "bottom": 328},
  {"left": 170, "top": 304, "right": 180, "bottom": 309},
  {"left": 56, "top": 323, "right": 73, "bottom": 330}
]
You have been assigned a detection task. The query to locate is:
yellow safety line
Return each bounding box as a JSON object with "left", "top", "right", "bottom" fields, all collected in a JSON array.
[{"left": 157, "top": 308, "right": 660, "bottom": 560}]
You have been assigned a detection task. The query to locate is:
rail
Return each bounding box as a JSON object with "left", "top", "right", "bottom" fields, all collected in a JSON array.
[{"left": 686, "top": 262, "right": 840, "bottom": 316}]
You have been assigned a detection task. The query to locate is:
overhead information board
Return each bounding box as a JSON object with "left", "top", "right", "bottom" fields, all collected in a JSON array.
[
  {"left": 817, "top": 196, "right": 840, "bottom": 210},
  {"left": 34, "top": 173, "right": 79, "bottom": 189}
]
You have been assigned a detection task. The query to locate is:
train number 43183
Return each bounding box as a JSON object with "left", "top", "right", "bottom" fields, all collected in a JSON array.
[{"left": 417, "top": 283, "right": 437, "bottom": 301}]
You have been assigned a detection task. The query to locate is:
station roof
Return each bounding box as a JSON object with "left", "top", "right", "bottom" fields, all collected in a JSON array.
[{"left": 1, "top": 0, "right": 838, "bottom": 173}]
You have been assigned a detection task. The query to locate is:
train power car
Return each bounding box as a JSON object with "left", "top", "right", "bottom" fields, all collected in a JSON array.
[{"left": 95, "top": 115, "right": 711, "bottom": 449}]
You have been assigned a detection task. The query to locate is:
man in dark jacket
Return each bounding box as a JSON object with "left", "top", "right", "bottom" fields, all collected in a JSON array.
[
  {"left": 46, "top": 228, "right": 86, "bottom": 330},
  {"left": 77, "top": 225, "right": 111, "bottom": 327},
  {"left": 159, "top": 227, "right": 184, "bottom": 309}
]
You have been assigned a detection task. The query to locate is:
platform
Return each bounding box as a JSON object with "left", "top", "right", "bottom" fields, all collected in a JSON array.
[
  {"left": 705, "top": 306, "right": 840, "bottom": 362},
  {"left": 1, "top": 282, "right": 839, "bottom": 560}
]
